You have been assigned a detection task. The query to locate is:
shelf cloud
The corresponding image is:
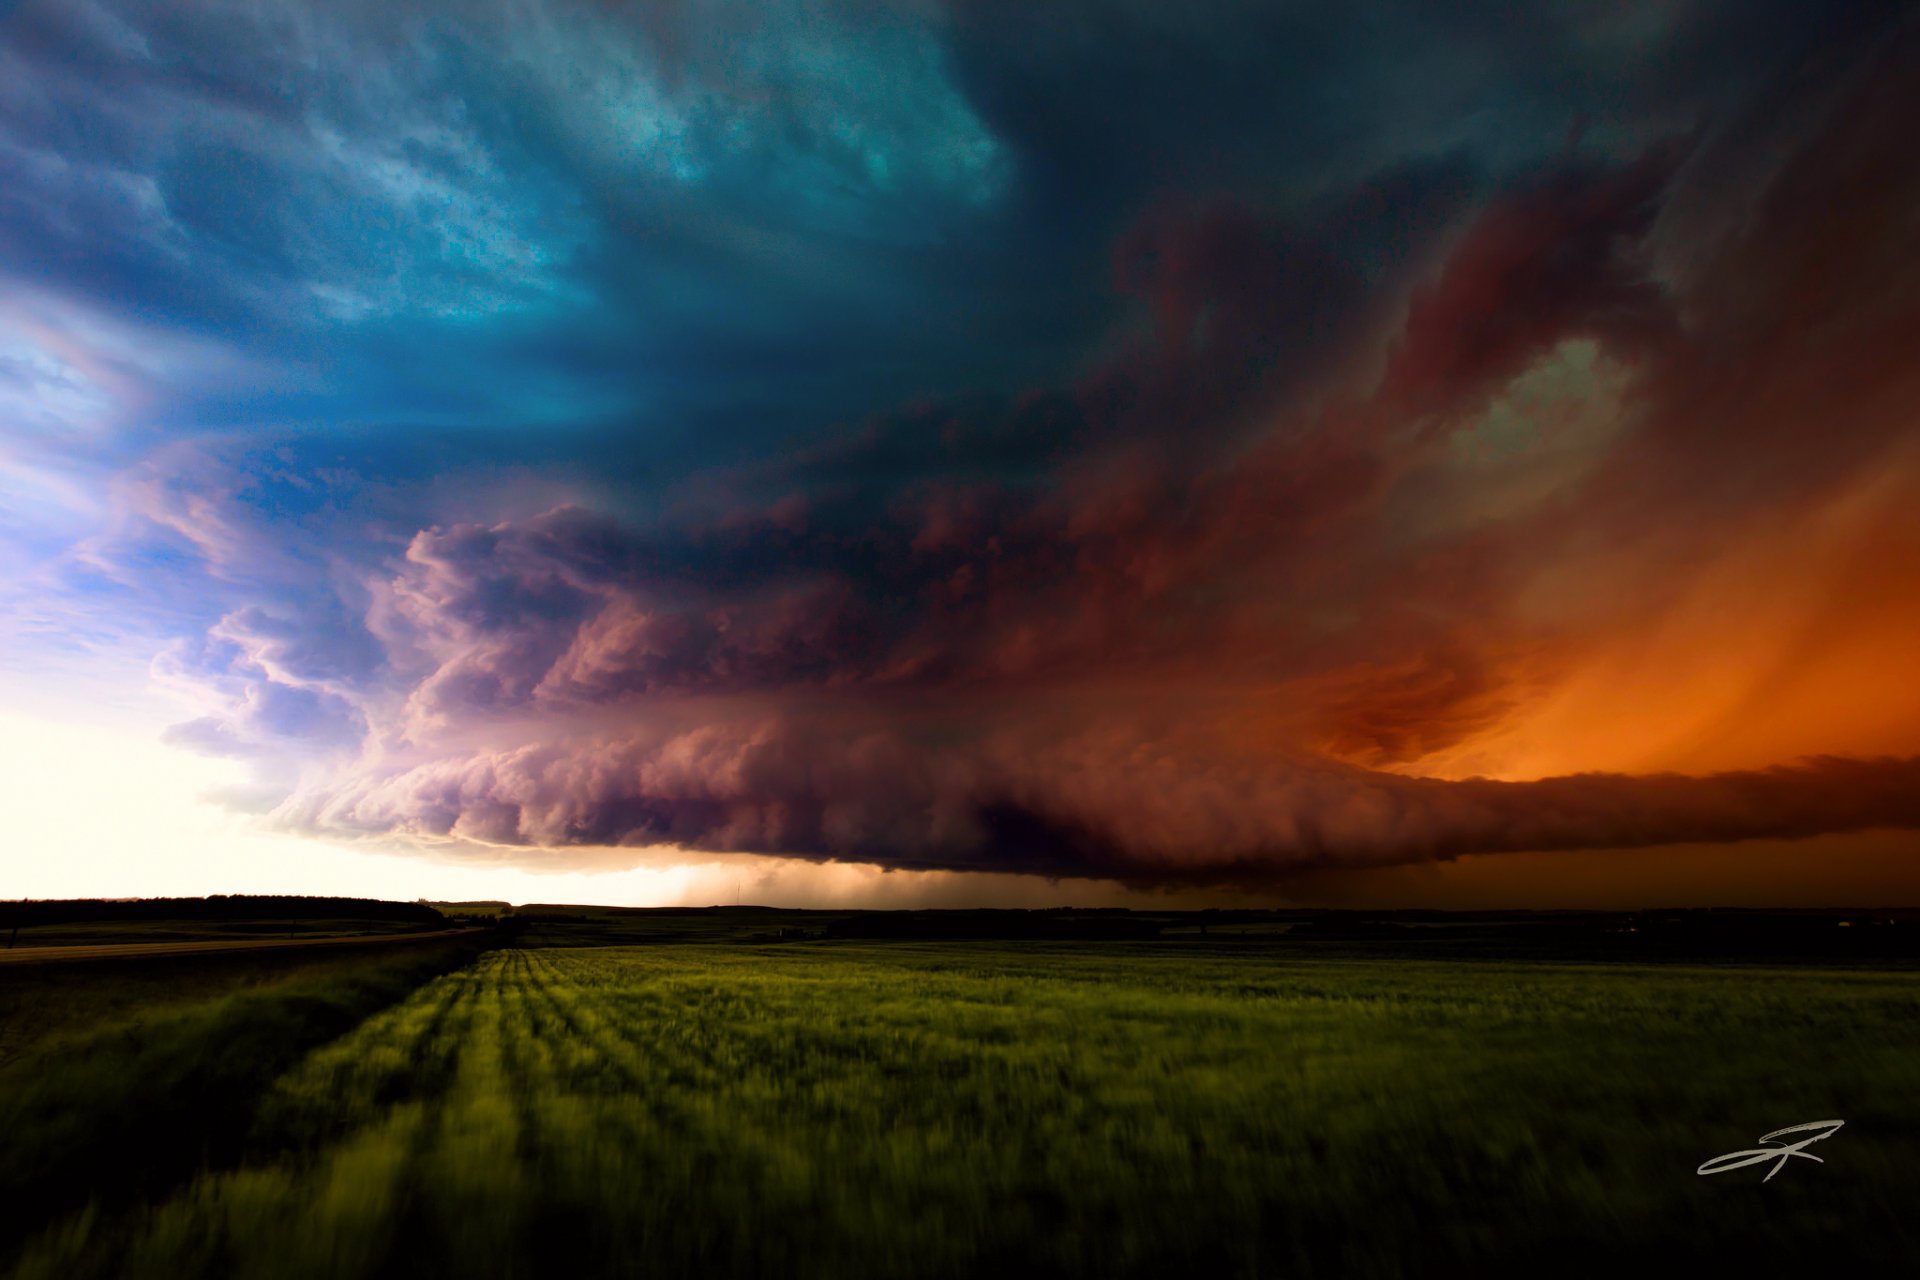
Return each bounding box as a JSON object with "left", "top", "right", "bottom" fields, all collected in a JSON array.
[{"left": 6, "top": 1, "right": 1918, "bottom": 891}]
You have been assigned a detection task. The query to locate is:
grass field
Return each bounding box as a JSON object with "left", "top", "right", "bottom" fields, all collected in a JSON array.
[
  {"left": 6, "top": 929, "right": 1917, "bottom": 1278},
  {"left": 1, "top": 918, "right": 445, "bottom": 949},
  {"left": 0, "top": 933, "right": 493, "bottom": 1265}
]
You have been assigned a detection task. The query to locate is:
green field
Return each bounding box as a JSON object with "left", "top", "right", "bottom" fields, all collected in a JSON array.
[
  {"left": 1, "top": 918, "right": 446, "bottom": 949},
  {"left": 0, "top": 934, "right": 492, "bottom": 1260},
  {"left": 6, "top": 928, "right": 1917, "bottom": 1278}
]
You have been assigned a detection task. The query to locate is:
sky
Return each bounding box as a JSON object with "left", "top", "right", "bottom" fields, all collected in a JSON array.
[{"left": 2, "top": 0, "right": 1917, "bottom": 909}]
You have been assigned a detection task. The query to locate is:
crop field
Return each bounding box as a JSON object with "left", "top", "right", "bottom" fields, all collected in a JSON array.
[
  {"left": 6, "top": 933, "right": 1918, "bottom": 1279},
  {"left": 1, "top": 918, "right": 442, "bottom": 949}
]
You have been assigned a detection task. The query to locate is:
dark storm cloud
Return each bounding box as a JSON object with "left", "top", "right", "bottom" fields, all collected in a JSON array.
[
  {"left": 284, "top": 14, "right": 1920, "bottom": 879},
  {"left": 6, "top": 1, "right": 1918, "bottom": 885},
  {"left": 286, "top": 723, "right": 1920, "bottom": 886},
  {"left": 5, "top": 0, "right": 1855, "bottom": 466}
]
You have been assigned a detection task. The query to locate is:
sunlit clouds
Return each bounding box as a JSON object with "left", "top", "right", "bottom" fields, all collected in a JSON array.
[{"left": 3, "top": 1, "right": 1918, "bottom": 904}]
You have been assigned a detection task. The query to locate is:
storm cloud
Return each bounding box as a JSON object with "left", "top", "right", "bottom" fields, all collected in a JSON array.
[{"left": 5, "top": 1, "right": 1918, "bottom": 889}]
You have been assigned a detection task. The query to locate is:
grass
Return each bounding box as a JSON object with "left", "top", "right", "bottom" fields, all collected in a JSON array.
[
  {"left": 0, "top": 934, "right": 492, "bottom": 1266},
  {"left": 2, "top": 918, "right": 443, "bottom": 949},
  {"left": 6, "top": 934, "right": 1917, "bottom": 1278}
]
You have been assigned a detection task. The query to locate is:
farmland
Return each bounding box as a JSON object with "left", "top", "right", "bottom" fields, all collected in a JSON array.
[{"left": 5, "top": 922, "right": 1918, "bottom": 1278}]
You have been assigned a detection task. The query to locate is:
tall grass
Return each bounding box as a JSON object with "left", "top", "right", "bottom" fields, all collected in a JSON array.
[
  {"left": 0, "top": 936, "right": 489, "bottom": 1266},
  {"left": 10, "top": 941, "right": 1919, "bottom": 1278}
]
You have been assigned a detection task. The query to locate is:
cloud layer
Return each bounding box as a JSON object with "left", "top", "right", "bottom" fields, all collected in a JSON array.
[{"left": 5, "top": 1, "right": 1919, "bottom": 889}]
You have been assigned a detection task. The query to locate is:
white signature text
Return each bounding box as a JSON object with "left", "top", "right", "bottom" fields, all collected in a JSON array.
[{"left": 1697, "top": 1120, "right": 1844, "bottom": 1182}]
